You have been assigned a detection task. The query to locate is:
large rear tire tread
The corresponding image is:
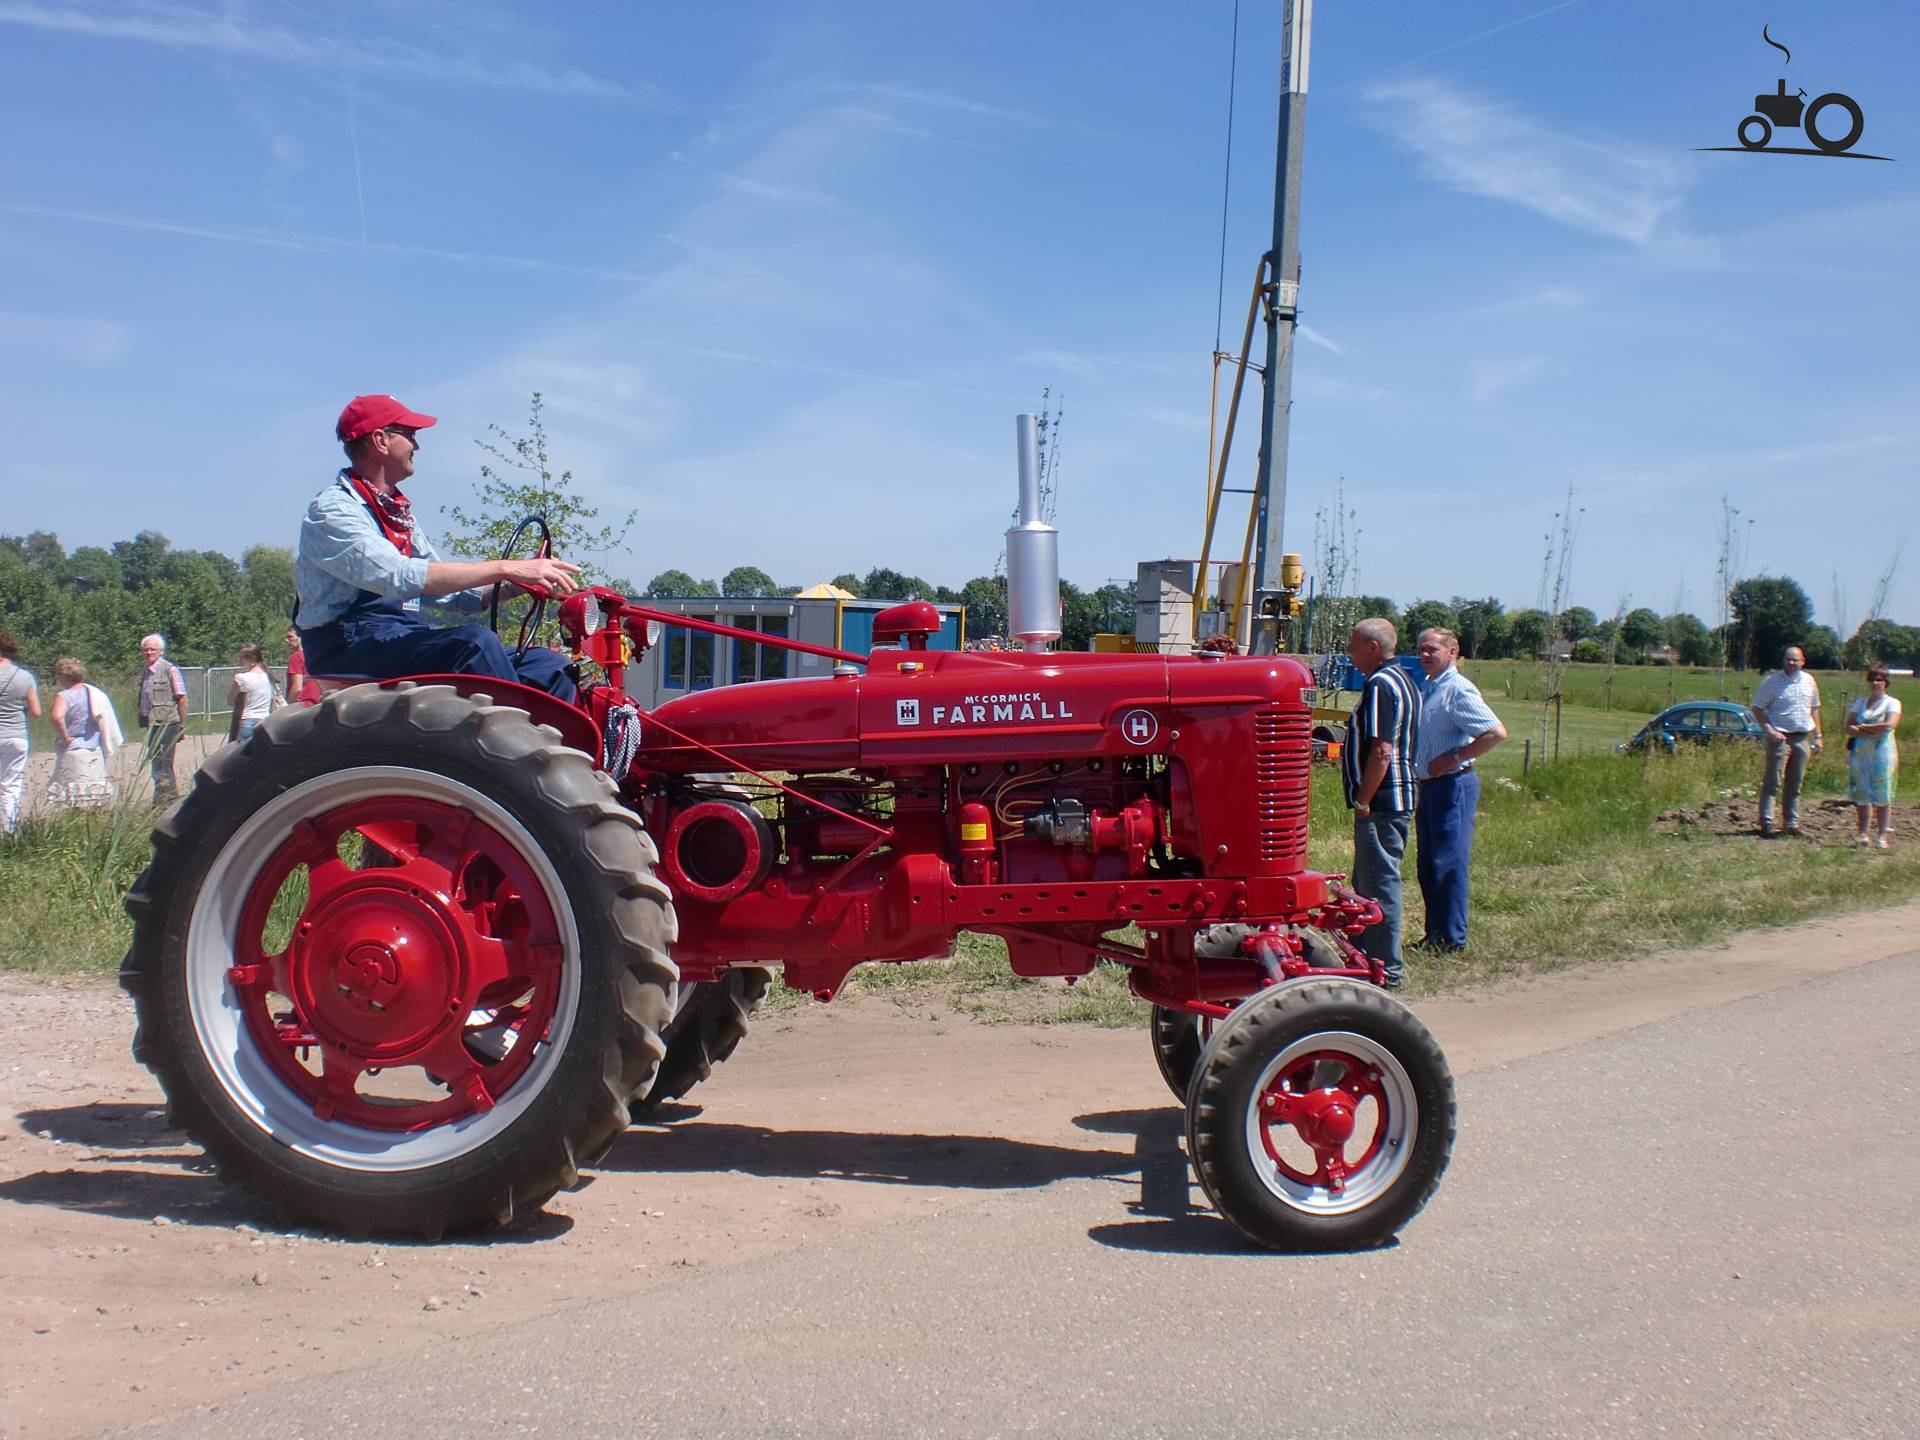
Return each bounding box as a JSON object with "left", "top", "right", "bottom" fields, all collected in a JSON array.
[
  {"left": 631, "top": 967, "right": 774, "bottom": 1115},
  {"left": 120, "top": 682, "right": 678, "bottom": 1239},
  {"left": 1186, "top": 979, "right": 1455, "bottom": 1252}
]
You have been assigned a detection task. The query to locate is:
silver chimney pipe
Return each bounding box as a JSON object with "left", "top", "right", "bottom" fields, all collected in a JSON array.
[{"left": 1006, "top": 413, "right": 1060, "bottom": 651}]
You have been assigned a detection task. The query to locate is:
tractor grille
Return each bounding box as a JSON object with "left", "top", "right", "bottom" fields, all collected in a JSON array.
[{"left": 1253, "top": 703, "right": 1311, "bottom": 867}]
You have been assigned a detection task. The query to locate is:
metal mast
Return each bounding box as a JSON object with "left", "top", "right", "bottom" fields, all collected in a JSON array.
[{"left": 1249, "top": 0, "right": 1311, "bottom": 653}]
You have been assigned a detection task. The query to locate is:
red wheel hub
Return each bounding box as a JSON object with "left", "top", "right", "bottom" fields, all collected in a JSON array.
[
  {"left": 1257, "top": 1049, "right": 1390, "bottom": 1193},
  {"left": 226, "top": 797, "right": 566, "bottom": 1131},
  {"left": 291, "top": 878, "right": 472, "bottom": 1059}
]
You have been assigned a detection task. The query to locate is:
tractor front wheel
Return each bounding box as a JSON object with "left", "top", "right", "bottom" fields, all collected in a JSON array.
[
  {"left": 630, "top": 967, "right": 773, "bottom": 1116},
  {"left": 1186, "top": 979, "right": 1454, "bottom": 1251},
  {"left": 119, "top": 683, "right": 677, "bottom": 1238}
]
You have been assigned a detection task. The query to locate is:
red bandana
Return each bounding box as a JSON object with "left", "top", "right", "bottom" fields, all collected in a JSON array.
[{"left": 347, "top": 472, "right": 417, "bottom": 557}]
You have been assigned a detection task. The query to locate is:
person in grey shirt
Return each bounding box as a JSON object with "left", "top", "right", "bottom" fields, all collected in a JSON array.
[{"left": 0, "top": 631, "right": 43, "bottom": 834}]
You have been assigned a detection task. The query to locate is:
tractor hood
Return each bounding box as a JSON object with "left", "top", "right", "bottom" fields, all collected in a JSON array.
[{"left": 631, "top": 648, "right": 1313, "bottom": 774}]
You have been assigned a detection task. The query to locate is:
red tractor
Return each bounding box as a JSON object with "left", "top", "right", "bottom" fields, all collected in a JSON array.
[{"left": 120, "top": 585, "right": 1455, "bottom": 1251}]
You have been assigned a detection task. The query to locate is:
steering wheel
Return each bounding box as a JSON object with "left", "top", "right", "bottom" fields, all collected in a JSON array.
[{"left": 489, "top": 513, "right": 553, "bottom": 661}]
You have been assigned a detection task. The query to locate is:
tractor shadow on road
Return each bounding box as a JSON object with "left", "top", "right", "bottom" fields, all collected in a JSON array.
[
  {"left": 1075, "top": 1107, "right": 1397, "bottom": 1257},
  {"left": 3, "top": 1100, "right": 573, "bottom": 1243},
  {"left": 606, "top": 1114, "right": 1142, "bottom": 1190},
  {"left": 1075, "top": 1107, "right": 1248, "bottom": 1256}
]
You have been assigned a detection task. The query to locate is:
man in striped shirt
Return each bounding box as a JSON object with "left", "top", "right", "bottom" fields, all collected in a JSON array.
[{"left": 1342, "top": 619, "right": 1422, "bottom": 986}]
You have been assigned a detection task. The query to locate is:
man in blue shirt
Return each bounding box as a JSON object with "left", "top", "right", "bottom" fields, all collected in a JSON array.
[
  {"left": 1342, "top": 618, "right": 1422, "bottom": 986},
  {"left": 296, "top": 395, "right": 583, "bottom": 700},
  {"left": 1412, "top": 627, "right": 1507, "bottom": 953}
]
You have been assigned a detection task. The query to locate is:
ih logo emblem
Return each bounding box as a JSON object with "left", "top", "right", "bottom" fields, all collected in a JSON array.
[
  {"left": 1119, "top": 709, "right": 1159, "bottom": 746},
  {"left": 896, "top": 699, "right": 920, "bottom": 726}
]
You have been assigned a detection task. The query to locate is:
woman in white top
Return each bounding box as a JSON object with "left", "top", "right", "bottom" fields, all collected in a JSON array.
[
  {"left": 1844, "top": 666, "right": 1903, "bottom": 849},
  {"left": 50, "top": 657, "right": 114, "bottom": 808},
  {"left": 228, "top": 643, "right": 277, "bottom": 745},
  {"left": 0, "top": 631, "right": 43, "bottom": 834}
]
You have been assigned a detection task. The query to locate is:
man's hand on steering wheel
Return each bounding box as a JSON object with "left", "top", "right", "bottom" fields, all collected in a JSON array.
[{"left": 498, "top": 556, "right": 583, "bottom": 597}]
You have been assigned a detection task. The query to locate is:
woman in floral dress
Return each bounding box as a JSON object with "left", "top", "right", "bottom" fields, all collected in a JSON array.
[{"left": 1845, "top": 666, "right": 1902, "bottom": 849}]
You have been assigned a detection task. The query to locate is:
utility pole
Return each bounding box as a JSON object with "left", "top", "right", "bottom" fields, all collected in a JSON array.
[{"left": 1249, "top": 0, "right": 1311, "bottom": 654}]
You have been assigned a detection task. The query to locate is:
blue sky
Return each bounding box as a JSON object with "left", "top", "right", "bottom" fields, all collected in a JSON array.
[{"left": 1, "top": 0, "right": 1914, "bottom": 628}]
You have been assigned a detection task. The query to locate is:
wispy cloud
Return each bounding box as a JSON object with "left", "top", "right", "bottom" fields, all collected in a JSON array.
[
  {"left": 1455, "top": 283, "right": 1587, "bottom": 319},
  {"left": 1384, "top": 0, "right": 1588, "bottom": 72},
  {"left": 1294, "top": 374, "right": 1398, "bottom": 405},
  {"left": 0, "top": 310, "right": 128, "bottom": 363},
  {"left": 1365, "top": 77, "right": 1688, "bottom": 245},
  {"left": 0, "top": 0, "right": 663, "bottom": 104},
  {"left": 1017, "top": 348, "right": 1101, "bottom": 379},
  {"left": 1469, "top": 355, "right": 1552, "bottom": 403},
  {"left": 0, "top": 200, "right": 652, "bottom": 283},
  {"left": 1297, "top": 324, "right": 1344, "bottom": 355}
]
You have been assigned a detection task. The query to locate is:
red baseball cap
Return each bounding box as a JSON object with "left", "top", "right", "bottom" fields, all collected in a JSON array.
[{"left": 335, "top": 394, "right": 438, "bottom": 443}]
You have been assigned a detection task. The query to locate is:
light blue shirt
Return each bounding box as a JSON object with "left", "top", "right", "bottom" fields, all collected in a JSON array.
[
  {"left": 1414, "top": 665, "right": 1502, "bottom": 781},
  {"left": 295, "top": 472, "right": 486, "bottom": 627}
]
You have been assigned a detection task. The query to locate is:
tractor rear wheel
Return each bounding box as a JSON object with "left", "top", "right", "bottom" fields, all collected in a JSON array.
[
  {"left": 630, "top": 966, "right": 773, "bottom": 1116},
  {"left": 119, "top": 683, "right": 677, "bottom": 1238},
  {"left": 1186, "top": 978, "right": 1454, "bottom": 1251}
]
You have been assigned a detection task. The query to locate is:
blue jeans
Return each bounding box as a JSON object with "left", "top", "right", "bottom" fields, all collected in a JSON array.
[
  {"left": 303, "top": 604, "right": 575, "bottom": 703},
  {"left": 1352, "top": 809, "right": 1410, "bottom": 981},
  {"left": 1415, "top": 768, "right": 1480, "bottom": 950}
]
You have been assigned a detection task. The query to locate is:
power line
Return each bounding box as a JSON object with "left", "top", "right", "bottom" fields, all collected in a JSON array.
[{"left": 1212, "top": 0, "right": 1241, "bottom": 354}]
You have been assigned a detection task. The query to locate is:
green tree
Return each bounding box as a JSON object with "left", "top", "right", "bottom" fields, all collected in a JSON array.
[
  {"left": 959, "top": 575, "right": 1007, "bottom": 640},
  {"left": 1557, "top": 606, "right": 1597, "bottom": 643},
  {"left": 1092, "top": 582, "right": 1136, "bottom": 636},
  {"left": 645, "top": 569, "right": 718, "bottom": 598},
  {"left": 1453, "top": 597, "right": 1507, "bottom": 659},
  {"left": 1401, "top": 599, "right": 1459, "bottom": 646},
  {"left": 861, "top": 567, "right": 933, "bottom": 601},
  {"left": 1356, "top": 595, "right": 1398, "bottom": 622},
  {"left": 1058, "top": 580, "right": 1103, "bottom": 651},
  {"left": 1508, "top": 608, "right": 1552, "bottom": 659},
  {"left": 1665, "top": 612, "right": 1714, "bottom": 666},
  {"left": 1621, "top": 607, "right": 1665, "bottom": 654},
  {"left": 1727, "top": 575, "right": 1813, "bottom": 671},
  {"left": 829, "top": 573, "right": 863, "bottom": 597},
  {"left": 441, "top": 393, "right": 636, "bottom": 584},
  {"left": 112, "top": 530, "right": 172, "bottom": 590},
  {"left": 1843, "top": 618, "right": 1917, "bottom": 669},
  {"left": 1572, "top": 638, "right": 1607, "bottom": 664},
  {"left": 721, "top": 565, "right": 779, "bottom": 597},
  {"left": 66, "top": 545, "right": 123, "bottom": 593},
  {"left": 1800, "top": 624, "right": 1842, "bottom": 670}
]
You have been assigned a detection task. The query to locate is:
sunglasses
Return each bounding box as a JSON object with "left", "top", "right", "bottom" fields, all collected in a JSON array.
[{"left": 384, "top": 425, "right": 420, "bottom": 448}]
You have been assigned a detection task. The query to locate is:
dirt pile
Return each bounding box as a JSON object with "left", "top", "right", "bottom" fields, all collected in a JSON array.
[{"left": 1656, "top": 793, "right": 1915, "bottom": 844}]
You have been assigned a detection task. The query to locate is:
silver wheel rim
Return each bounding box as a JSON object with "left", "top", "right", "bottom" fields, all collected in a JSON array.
[
  {"left": 185, "top": 766, "right": 582, "bottom": 1172},
  {"left": 1242, "top": 1028, "right": 1417, "bottom": 1216}
]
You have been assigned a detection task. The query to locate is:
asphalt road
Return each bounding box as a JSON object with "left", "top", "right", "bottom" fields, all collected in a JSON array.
[{"left": 100, "top": 952, "right": 1918, "bottom": 1440}]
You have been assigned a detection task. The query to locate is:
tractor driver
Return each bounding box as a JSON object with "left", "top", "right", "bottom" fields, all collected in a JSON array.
[{"left": 295, "top": 394, "right": 583, "bottom": 700}]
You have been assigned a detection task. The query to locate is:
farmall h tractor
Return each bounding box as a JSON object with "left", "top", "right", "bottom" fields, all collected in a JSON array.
[{"left": 120, "top": 585, "right": 1456, "bottom": 1252}]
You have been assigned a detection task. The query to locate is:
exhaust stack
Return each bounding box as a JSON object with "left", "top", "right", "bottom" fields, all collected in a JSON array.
[{"left": 1005, "top": 414, "right": 1060, "bottom": 651}]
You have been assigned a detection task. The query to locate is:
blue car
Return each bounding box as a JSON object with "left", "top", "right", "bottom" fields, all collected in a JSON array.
[{"left": 1621, "top": 700, "right": 1766, "bottom": 753}]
